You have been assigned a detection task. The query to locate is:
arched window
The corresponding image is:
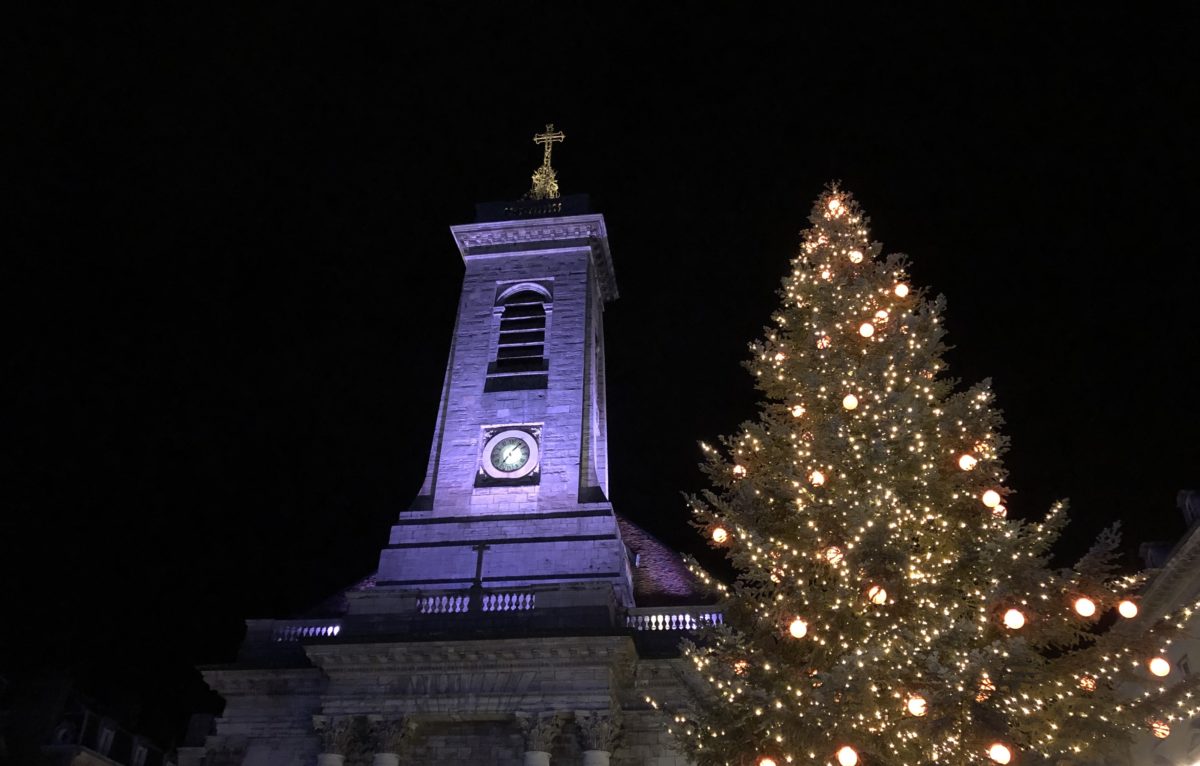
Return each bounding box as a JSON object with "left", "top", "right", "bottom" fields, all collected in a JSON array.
[{"left": 486, "top": 285, "right": 550, "bottom": 391}]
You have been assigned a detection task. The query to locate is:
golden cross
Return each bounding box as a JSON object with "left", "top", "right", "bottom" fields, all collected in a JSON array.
[{"left": 533, "top": 124, "right": 565, "bottom": 168}]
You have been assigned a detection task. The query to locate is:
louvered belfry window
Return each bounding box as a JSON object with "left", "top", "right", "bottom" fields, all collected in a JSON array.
[{"left": 486, "top": 288, "right": 549, "bottom": 391}]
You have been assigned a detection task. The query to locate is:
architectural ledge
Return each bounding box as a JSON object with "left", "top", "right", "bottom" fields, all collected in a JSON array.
[
  {"left": 304, "top": 635, "right": 636, "bottom": 672},
  {"left": 450, "top": 214, "right": 617, "bottom": 302},
  {"left": 200, "top": 666, "right": 327, "bottom": 697}
]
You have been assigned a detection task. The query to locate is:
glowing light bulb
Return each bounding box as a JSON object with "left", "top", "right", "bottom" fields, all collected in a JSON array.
[
  {"left": 1074, "top": 597, "right": 1097, "bottom": 617},
  {"left": 958, "top": 454, "right": 978, "bottom": 471},
  {"left": 1151, "top": 719, "right": 1170, "bottom": 739},
  {"left": 828, "top": 198, "right": 842, "bottom": 213},
  {"left": 758, "top": 759, "right": 777, "bottom": 766},
  {"left": 732, "top": 465, "right": 747, "bottom": 478},
  {"left": 773, "top": 352, "right": 785, "bottom": 362},
  {"left": 867, "top": 585, "right": 888, "bottom": 605},
  {"left": 894, "top": 283, "right": 909, "bottom": 297},
  {"left": 987, "top": 743, "right": 1012, "bottom": 764},
  {"left": 1118, "top": 599, "right": 1138, "bottom": 618},
  {"left": 982, "top": 490, "right": 1002, "bottom": 508},
  {"left": 821, "top": 268, "right": 833, "bottom": 281},
  {"left": 791, "top": 404, "right": 805, "bottom": 418},
  {"left": 823, "top": 545, "right": 844, "bottom": 565},
  {"left": 991, "top": 505, "right": 1007, "bottom": 519},
  {"left": 1003, "top": 608, "right": 1026, "bottom": 629},
  {"left": 788, "top": 618, "right": 808, "bottom": 638},
  {"left": 1078, "top": 675, "right": 1096, "bottom": 692},
  {"left": 858, "top": 322, "right": 875, "bottom": 337},
  {"left": 810, "top": 470, "right": 826, "bottom": 486},
  {"left": 711, "top": 527, "right": 728, "bottom": 544},
  {"left": 848, "top": 249, "right": 863, "bottom": 263},
  {"left": 906, "top": 694, "right": 927, "bottom": 716},
  {"left": 874, "top": 309, "right": 888, "bottom": 323},
  {"left": 842, "top": 394, "right": 859, "bottom": 410},
  {"left": 1149, "top": 657, "right": 1171, "bottom": 677},
  {"left": 836, "top": 746, "right": 858, "bottom": 766}
]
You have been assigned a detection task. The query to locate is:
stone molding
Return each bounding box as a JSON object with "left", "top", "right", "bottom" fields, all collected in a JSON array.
[
  {"left": 204, "top": 739, "right": 247, "bottom": 766},
  {"left": 202, "top": 667, "right": 326, "bottom": 697},
  {"left": 575, "top": 710, "right": 621, "bottom": 752},
  {"left": 514, "top": 711, "right": 565, "bottom": 752},
  {"left": 306, "top": 636, "right": 634, "bottom": 672}
]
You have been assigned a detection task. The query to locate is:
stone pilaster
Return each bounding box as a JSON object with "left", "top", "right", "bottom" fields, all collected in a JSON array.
[
  {"left": 575, "top": 711, "right": 620, "bottom": 766},
  {"left": 516, "top": 712, "right": 565, "bottom": 766}
]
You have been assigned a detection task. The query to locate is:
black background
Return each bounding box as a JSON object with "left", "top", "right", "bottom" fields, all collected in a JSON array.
[{"left": 5, "top": 4, "right": 1198, "bottom": 747}]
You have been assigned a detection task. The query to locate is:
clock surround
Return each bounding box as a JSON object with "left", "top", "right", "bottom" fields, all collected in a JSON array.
[{"left": 479, "top": 427, "right": 540, "bottom": 482}]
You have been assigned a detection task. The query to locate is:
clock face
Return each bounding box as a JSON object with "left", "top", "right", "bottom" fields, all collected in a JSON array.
[
  {"left": 480, "top": 428, "right": 540, "bottom": 480},
  {"left": 490, "top": 437, "right": 530, "bottom": 472}
]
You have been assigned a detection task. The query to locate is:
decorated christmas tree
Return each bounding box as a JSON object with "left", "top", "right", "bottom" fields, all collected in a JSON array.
[{"left": 660, "top": 187, "right": 1200, "bottom": 766}]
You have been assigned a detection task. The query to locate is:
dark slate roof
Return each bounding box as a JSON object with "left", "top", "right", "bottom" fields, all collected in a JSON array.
[{"left": 616, "top": 514, "right": 717, "bottom": 607}]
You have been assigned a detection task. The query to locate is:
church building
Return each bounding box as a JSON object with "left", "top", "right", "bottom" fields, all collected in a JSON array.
[{"left": 190, "top": 127, "right": 719, "bottom": 766}]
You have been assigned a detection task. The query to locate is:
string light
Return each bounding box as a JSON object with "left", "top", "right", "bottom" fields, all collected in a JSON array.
[
  {"left": 788, "top": 618, "right": 809, "bottom": 639},
  {"left": 1118, "top": 599, "right": 1138, "bottom": 618},
  {"left": 836, "top": 746, "right": 858, "bottom": 766},
  {"left": 1073, "top": 597, "right": 1097, "bottom": 617},
  {"left": 987, "top": 743, "right": 1012, "bottom": 764},
  {"left": 827, "top": 198, "right": 842, "bottom": 213},
  {"left": 1002, "top": 608, "right": 1026, "bottom": 629},
  {"left": 711, "top": 527, "right": 728, "bottom": 544}
]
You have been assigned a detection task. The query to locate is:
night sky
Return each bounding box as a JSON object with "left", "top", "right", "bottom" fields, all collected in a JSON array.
[{"left": 6, "top": 5, "right": 1198, "bottom": 748}]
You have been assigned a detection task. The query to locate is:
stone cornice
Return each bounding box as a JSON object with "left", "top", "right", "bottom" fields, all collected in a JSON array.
[
  {"left": 1138, "top": 522, "right": 1200, "bottom": 622},
  {"left": 450, "top": 214, "right": 618, "bottom": 302},
  {"left": 201, "top": 666, "right": 327, "bottom": 697}
]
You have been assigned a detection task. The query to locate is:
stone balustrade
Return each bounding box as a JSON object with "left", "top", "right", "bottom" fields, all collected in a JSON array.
[{"left": 624, "top": 606, "right": 724, "bottom": 631}]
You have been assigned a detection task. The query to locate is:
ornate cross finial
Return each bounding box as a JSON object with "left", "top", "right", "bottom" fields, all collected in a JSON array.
[{"left": 527, "top": 124, "right": 565, "bottom": 200}]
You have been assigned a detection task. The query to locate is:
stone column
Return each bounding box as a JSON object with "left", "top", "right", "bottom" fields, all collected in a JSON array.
[
  {"left": 368, "top": 716, "right": 416, "bottom": 766},
  {"left": 575, "top": 711, "right": 620, "bottom": 766},
  {"left": 516, "top": 712, "right": 564, "bottom": 765},
  {"left": 312, "top": 715, "right": 354, "bottom": 766}
]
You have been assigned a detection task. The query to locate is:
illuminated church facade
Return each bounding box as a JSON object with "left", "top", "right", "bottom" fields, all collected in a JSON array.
[{"left": 189, "top": 128, "right": 716, "bottom": 766}]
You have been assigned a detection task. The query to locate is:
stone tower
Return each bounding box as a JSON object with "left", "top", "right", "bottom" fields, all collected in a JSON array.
[{"left": 194, "top": 137, "right": 719, "bottom": 766}]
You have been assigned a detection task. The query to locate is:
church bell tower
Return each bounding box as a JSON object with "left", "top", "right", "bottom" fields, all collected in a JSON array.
[{"left": 375, "top": 125, "right": 633, "bottom": 605}]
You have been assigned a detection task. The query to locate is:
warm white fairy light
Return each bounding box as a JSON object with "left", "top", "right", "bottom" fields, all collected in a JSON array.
[
  {"left": 827, "top": 198, "right": 842, "bottom": 212},
  {"left": 842, "top": 393, "right": 859, "bottom": 410},
  {"left": 1003, "top": 608, "right": 1026, "bottom": 629},
  {"left": 836, "top": 746, "right": 858, "bottom": 766},
  {"left": 788, "top": 618, "right": 808, "bottom": 638},
  {"left": 1073, "top": 597, "right": 1096, "bottom": 617}
]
